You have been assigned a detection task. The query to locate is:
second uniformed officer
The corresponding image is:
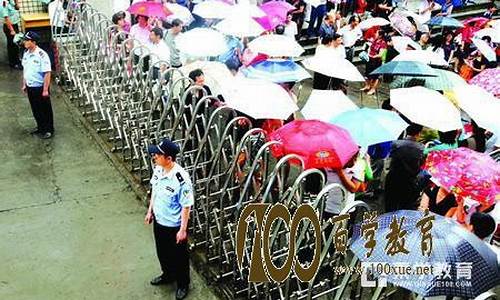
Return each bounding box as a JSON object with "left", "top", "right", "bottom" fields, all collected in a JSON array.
[
  {"left": 21, "top": 31, "right": 54, "bottom": 139},
  {"left": 145, "top": 139, "right": 193, "bottom": 300}
]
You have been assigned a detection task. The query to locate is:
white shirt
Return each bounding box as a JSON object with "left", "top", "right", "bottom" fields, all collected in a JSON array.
[
  {"left": 316, "top": 44, "right": 346, "bottom": 59},
  {"left": 284, "top": 21, "right": 298, "bottom": 38},
  {"left": 418, "top": 0, "right": 440, "bottom": 23},
  {"left": 48, "top": 0, "right": 65, "bottom": 28},
  {"left": 338, "top": 24, "right": 362, "bottom": 48},
  {"left": 325, "top": 159, "right": 365, "bottom": 214},
  {"left": 129, "top": 23, "right": 151, "bottom": 45},
  {"left": 146, "top": 39, "right": 171, "bottom": 66}
]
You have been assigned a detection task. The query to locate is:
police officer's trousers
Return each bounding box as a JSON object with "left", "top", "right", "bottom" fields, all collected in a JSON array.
[
  {"left": 153, "top": 220, "right": 190, "bottom": 288},
  {"left": 3, "top": 23, "right": 20, "bottom": 67},
  {"left": 27, "top": 87, "right": 54, "bottom": 134}
]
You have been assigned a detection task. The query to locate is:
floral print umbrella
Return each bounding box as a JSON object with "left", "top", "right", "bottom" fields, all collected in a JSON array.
[
  {"left": 423, "top": 148, "right": 500, "bottom": 206},
  {"left": 469, "top": 68, "right": 500, "bottom": 98}
]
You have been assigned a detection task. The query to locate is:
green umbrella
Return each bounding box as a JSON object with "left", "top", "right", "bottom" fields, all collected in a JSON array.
[
  {"left": 390, "top": 69, "right": 467, "bottom": 91},
  {"left": 370, "top": 61, "right": 438, "bottom": 77}
]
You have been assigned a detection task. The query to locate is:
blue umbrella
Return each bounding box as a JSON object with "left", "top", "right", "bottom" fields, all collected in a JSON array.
[
  {"left": 240, "top": 59, "right": 311, "bottom": 83},
  {"left": 425, "top": 16, "right": 464, "bottom": 28},
  {"left": 370, "top": 61, "right": 438, "bottom": 77},
  {"left": 330, "top": 108, "right": 407, "bottom": 148},
  {"left": 351, "top": 210, "right": 500, "bottom": 298}
]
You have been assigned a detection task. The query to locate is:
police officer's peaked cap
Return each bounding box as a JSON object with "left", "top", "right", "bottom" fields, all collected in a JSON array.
[
  {"left": 24, "top": 31, "right": 41, "bottom": 43},
  {"left": 148, "top": 138, "right": 180, "bottom": 157}
]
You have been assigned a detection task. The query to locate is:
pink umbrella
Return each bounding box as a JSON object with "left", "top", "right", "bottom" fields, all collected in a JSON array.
[
  {"left": 128, "top": 1, "right": 172, "bottom": 19},
  {"left": 423, "top": 148, "right": 500, "bottom": 207},
  {"left": 469, "top": 68, "right": 500, "bottom": 98},
  {"left": 253, "top": 15, "right": 284, "bottom": 31},
  {"left": 260, "top": 1, "right": 295, "bottom": 22},
  {"left": 268, "top": 120, "right": 359, "bottom": 170},
  {"left": 459, "top": 17, "right": 490, "bottom": 43}
]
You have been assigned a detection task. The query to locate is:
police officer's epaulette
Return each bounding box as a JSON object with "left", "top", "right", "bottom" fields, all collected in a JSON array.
[
  {"left": 38, "top": 50, "right": 44, "bottom": 57},
  {"left": 175, "top": 172, "right": 185, "bottom": 184}
]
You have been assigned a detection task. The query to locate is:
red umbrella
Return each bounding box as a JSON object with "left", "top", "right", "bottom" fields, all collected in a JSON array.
[
  {"left": 459, "top": 17, "right": 490, "bottom": 43},
  {"left": 268, "top": 120, "right": 359, "bottom": 170},
  {"left": 128, "top": 1, "right": 172, "bottom": 19},
  {"left": 423, "top": 148, "right": 500, "bottom": 207}
]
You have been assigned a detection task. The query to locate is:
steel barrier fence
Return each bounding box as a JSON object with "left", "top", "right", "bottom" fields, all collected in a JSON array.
[{"left": 52, "top": 2, "right": 399, "bottom": 299}]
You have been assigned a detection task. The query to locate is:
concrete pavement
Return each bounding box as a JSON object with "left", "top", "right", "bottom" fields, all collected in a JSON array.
[{"left": 0, "top": 44, "right": 217, "bottom": 300}]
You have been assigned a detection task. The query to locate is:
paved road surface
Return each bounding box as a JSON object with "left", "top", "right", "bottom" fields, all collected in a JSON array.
[{"left": 0, "top": 40, "right": 218, "bottom": 300}]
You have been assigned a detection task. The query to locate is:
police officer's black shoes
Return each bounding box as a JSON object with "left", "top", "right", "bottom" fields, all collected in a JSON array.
[
  {"left": 150, "top": 274, "right": 173, "bottom": 286},
  {"left": 175, "top": 287, "right": 189, "bottom": 300},
  {"left": 30, "top": 128, "right": 41, "bottom": 135},
  {"left": 39, "top": 132, "right": 53, "bottom": 139}
]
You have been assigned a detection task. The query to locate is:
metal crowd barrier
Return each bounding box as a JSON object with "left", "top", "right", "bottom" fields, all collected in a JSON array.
[{"left": 53, "top": 2, "right": 399, "bottom": 299}]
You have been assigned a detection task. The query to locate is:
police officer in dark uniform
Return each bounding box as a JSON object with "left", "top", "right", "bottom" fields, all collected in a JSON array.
[
  {"left": 21, "top": 31, "right": 54, "bottom": 139},
  {"left": 145, "top": 138, "right": 194, "bottom": 300}
]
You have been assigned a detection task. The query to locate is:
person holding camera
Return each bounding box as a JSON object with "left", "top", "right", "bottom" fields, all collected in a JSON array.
[
  {"left": 1, "top": 0, "right": 21, "bottom": 69},
  {"left": 145, "top": 138, "right": 193, "bottom": 300}
]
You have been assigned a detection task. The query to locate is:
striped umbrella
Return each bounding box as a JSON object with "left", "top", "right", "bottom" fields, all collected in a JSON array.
[
  {"left": 390, "top": 69, "right": 466, "bottom": 91},
  {"left": 240, "top": 59, "right": 311, "bottom": 83},
  {"left": 425, "top": 16, "right": 464, "bottom": 28},
  {"left": 370, "top": 61, "right": 438, "bottom": 77}
]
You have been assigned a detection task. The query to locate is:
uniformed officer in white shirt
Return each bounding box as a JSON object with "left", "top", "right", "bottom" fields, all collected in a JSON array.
[
  {"left": 145, "top": 138, "right": 193, "bottom": 300},
  {"left": 21, "top": 31, "right": 54, "bottom": 139}
]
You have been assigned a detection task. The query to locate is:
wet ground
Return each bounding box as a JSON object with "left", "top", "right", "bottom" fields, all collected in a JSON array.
[{"left": 0, "top": 40, "right": 218, "bottom": 299}]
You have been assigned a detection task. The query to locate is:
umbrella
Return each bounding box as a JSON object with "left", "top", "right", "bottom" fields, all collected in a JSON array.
[
  {"left": 390, "top": 87, "right": 462, "bottom": 131},
  {"left": 370, "top": 61, "right": 438, "bottom": 77},
  {"left": 215, "top": 14, "right": 266, "bottom": 37},
  {"left": 240, "top": 59, "right": 311, "bottom": 83},
  {"left": 359, "top": 17, "right": 391, "bottom": 30},
  {"left": 165, "top": 3, "right": 194, "bottom": 25},
  {"left": 468, "top": 68, "right": 500, "bottom": 97},
  {"left": 127, "top": 1, "right": 172, "bottom": 19},
  {"left": 192, "top": 0, "right": 232, "bottom": 19},
  {"left": 425, "top": 16, "right": 464, "bottom": 28},
  {"left": 247, "top": 34, "right": 304, "bottom": 57},
  {"left": 474, "top": 28, "right": 500, "bottom": 43},
  {"left": 351, "top": 210, "right": 500, "bottom": 298},
  {"left": 424, "top": 148, "right": 500, "bottom": 206},
  {"left": 393, "top": 50, "right": 449, "bottom": 66},
  {"left": 390, "top": 69, "right": 466, "bottom": 91},
  {"left": 452, "top": 85, "right": 500, "bottom": 133},
  {"left": 220, "top": 77, "right": 298, "bottom": 119},
  {"left": 254, "top": 14, "right": 284, "bottom": 31},
  {"left": 259, "top": 1, "right": 295, "bottom": 21},
  {"left": 176, "top": 28, "right": 228, "bottom": 57},
  {"left": 389, "top": 10, "right": 421, "bottom": 38},
  {"left": 459, "top": 17, "right": 491, "bottom": 43},
  {"left": 230, "top": 1, "right": 266, "bottom": 18},
  {"left": 472, "top": 38, "right": 497, "bottom": 62},
  {"left": 397, "top": 9, "right": 427, "bottom": 32},
  {"left": 179, "top": 61, "right": 233, "bottom": 96},
  {"left": 302, "top": 53, "right": 365, "bottom": 81},
  {"left": 301, "top": 90, "right": 358, "bottom": 122},
  {"left": 268, "top": 120, "right": 358, "bottom": 169},
  {"left": 391, "top": 36, "right": 422, "bottom": 53},
  {"left": 330, "top": 108, "right": 408, "bottom": 148}
]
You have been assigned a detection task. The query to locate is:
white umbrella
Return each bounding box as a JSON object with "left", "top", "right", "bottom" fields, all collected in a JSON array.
[
  {"left": 192, "top": 0, "right": 233, "bottom": 19},
  {"left": 215, "top": 14, "right": 266, "bottom": 37},
  {"left": 179, "top": 60, "right": 234, "bottom": 96},
  {"left": 165, "top": 3, "right": 194, "bottom": 25},
  {"left": 176, "top": 28, "right": 228, "bottom": 57},
  {"left": 220, "top": 77, "right": 298, "bottom": 119},
  {"left": 248, "top": 34, "right": 304, "bottom": 57},
  {"left": 301, "top": 90, "right": 358, "bottom": 122},
  {"left": 303, "top": 0, "right": 325, "bottom": 7},
  {"left": 452, "top": 85, "right": 500, "bottom": 133},
  {"left": 359, "top": 17, "right": 391, "bottom": 30},
  {"left": 474, "top": 28, "right": 500, "bottom": 43},
  {"left": 393, "top": 50, "right": 448, "bottom": 66},
  {"left": 397, "top": 9, "right": 427, "bottom": 32},
  {"left": 391, "top": 36, "right": 422, "bottom": 53},
  {"left": 230, "top": 1, "right": 266, "bottom": 18},
  {"left": 472, "top": 38, "right": 497, "bottom": 62},
  {"left": 302, "top": 53, "right": 365, "bottom": 81},
  {"left": 390, "top": 87, "right": 462, "bottom": 131}
]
